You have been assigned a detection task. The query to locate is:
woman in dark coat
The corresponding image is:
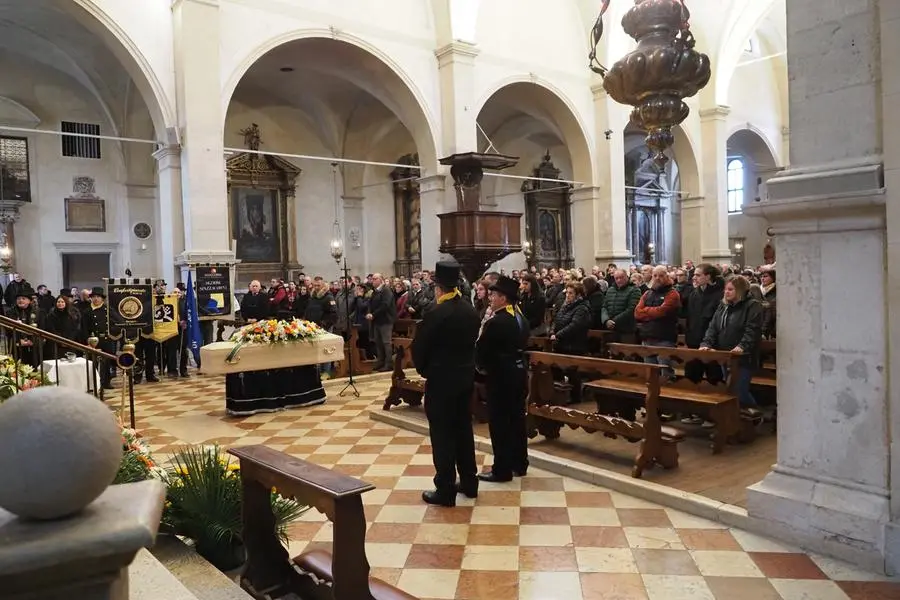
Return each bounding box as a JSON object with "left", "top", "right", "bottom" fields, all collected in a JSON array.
[
  {"left": 582, "top": 276, "right": 605, "bottom": 330},
  {"left": 550, "top": 282, "right": 592, "bottom": 403},
  {"left": 518, "top": 274, "right": 547, "bottom": 335},
  {"left": 43, "top": 295, "right": 81, "bottom": 359},
  {"left": 701, "top": 275, "right": 763, "bottom": 408}
]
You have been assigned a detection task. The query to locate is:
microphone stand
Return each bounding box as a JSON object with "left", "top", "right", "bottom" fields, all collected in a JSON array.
[{"left": 338, "top": 256, "right": 359, "bottom": 397}]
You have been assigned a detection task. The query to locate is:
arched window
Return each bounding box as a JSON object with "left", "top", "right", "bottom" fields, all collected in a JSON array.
[{"left": 727, "top": 158, "right": 745, "bottom": 213}]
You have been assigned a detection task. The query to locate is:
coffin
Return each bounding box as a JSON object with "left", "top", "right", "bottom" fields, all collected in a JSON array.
[{"left": 200, "top": 333, "right": 344, "bottom": 375}]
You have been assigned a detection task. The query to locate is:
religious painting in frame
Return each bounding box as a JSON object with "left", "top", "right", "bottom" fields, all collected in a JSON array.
[
  {"left": 231, "top": 186, "right": 281, "bottom": 263},
  {"left": 537, "top": 208, "right": 562, "bottom": 257},
  {"left": 65, "top": 197, "right": 106, "bottom": 232}
]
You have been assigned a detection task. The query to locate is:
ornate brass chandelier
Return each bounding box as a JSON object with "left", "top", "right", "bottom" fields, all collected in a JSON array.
[{"left": 590, "top": 0, "right": 711, "bottom": 165}]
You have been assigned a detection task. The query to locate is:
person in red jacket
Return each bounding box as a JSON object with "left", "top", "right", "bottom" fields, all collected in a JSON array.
[{"left": 634, "top": 266, "right": 681, "bottom": 379}]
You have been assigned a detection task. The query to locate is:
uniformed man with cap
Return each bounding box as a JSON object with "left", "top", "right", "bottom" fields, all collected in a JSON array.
[
  {"left": 475, "top": 275, "right": 530, "bottom": 482},
  {"left": 411, "top": 260, "right": 481, "bottom": 507},
  {"left": 6, "top": 283, "right": 42, "bottom": 366},
  {"left": 81, "top": 286, "right": 116, "bottom": 390}
]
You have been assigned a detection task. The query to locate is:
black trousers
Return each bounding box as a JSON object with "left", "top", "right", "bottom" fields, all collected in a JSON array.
[
  {"left": 485, "top": 368, "right": 529, "bottom": 478},
  {"left": 425, "top": 382, "right": 477, "bottom": 492},
  {"left": 98, "top": 340, "right": 117, "bottom": 387},
  {"left": 136, "top": 337, "right": 156, "bottom": 379}
]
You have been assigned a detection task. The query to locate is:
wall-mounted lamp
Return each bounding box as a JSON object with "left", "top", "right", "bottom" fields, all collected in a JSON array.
[{"left": 604, "top": 129, "right": 613, "bottom": 140}]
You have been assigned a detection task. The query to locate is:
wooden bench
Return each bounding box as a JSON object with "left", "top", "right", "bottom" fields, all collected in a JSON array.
[
  {"left": 228, "top": 445, "right": 417, "bottom": 600},
  {"left": 382, "top": 341, "right": 424, "bottom": 411},
  {"left": 604, "top": 343, "right": 743, "bottom": 453},
  {"left": 527, "top": 351, "right": 684, "bottom": 478},
  {"left": 752, "top": 340, "right": 776, "bottom": 400},
  {"left": 675, "top": 335, "right": 777, "bottom": 402},
  {"left": 335, "top": 320, "right": 420, "bottom": 378}
]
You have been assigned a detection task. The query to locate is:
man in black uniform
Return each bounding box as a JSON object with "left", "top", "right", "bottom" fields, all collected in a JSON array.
[
  {"left": 476, "top": 275, "right": 530, "bottom": 482},
  {"left": 81, "top": 286, "right": 116, "bottom": 390},
  {"left": 411, "top": 260, "right": 480, "bottom": 507}
]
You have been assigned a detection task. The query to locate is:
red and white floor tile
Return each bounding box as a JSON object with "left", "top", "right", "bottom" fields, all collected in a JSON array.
[{"left": 126, "top": 371, "right": 900, "bottom": 600}]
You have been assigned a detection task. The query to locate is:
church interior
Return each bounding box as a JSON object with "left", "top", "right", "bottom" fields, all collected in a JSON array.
[{"left": 0, "top": 1, "right": 898, "bottom": 599}]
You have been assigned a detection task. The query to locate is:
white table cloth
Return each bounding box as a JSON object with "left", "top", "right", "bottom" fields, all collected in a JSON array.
[{"left": 43, "top": 357, "right": 99, "bottom": 393}]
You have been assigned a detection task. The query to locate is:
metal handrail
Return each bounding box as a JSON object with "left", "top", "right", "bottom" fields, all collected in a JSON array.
[
  {"left": 0, "top": 314, "right": 117, "bottom": 360},
  {"left": 0, "top": 313, "right": 136, "bottom": 428}
]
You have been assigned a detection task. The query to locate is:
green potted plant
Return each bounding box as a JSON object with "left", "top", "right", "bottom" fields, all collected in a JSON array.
[{"left": 159, "top": 445, "right": 308, "bottom": 571}]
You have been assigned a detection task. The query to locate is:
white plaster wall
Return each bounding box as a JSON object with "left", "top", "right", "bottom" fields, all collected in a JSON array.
[
  {"left": 79, "top": 0, "right": 177, "bottom": 131},
  {"left": 728, "top": 61, "right": 785, "bottom": 166},
  {"left": 218, "top": 1, "right": 440, "bottom": 164},
  {"left": 0, "top": 53, "right": 138, "bottom": 290}
]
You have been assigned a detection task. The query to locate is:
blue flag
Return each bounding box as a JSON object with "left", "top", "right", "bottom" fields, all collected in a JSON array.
[{"left": 185, "top": 271, "right": 203, "bottom": 364}]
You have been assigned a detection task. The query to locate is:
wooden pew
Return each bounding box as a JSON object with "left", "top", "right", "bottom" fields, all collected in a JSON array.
[
  {"left": 605, "top": 343, "right": 743, "bottom": 453},
  {"left": 675, "top": 335, "right": 777, "bottom": 402},
  {"left": 335, "top": 320, "right": 420, "bottom": 378},
  {"left": 382, "top": 341, "right": 424, "bottom": 411},
  {"left": 228, "top": 445, "right": 417, "bottom": 600},
  {"left": 527, "top": 351, "right": 684, "bottom": 478}
]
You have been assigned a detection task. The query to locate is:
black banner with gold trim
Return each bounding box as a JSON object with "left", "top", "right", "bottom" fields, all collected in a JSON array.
[{"left": 106, "top": 278, "right": 154, "bottom": 338}]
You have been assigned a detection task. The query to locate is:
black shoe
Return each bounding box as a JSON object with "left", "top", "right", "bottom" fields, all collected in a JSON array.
[
  {"left": 146, "top": 375, "right": 160, "bottom": 383},
  {"left": 477, "top": 471, "right": 513, "bottom": 483},
  {"left": 133, "top": 377, "right": 143, "bottom": 384},
  {"left": 513, "top": 468, "right": 528, "bottom": 477},
  {"left": 179, "top": 372, "right": 189, "bottom": 378},
  {"left": 454, "top": 480, "right": 479, "bottom": 498},
  {"left": 377, "top": 365, "right": 393, "bottom": 373},
  {"left": 422, "top": 490, "right": 456, "bottom": 507}
]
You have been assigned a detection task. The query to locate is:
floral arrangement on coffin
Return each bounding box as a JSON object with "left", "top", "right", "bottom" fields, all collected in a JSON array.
[
  {"left": 230, "top": 318, "right": 325, "bottom": 345},
  {"left": 0, "top": 355, "right": 53, "bottom": 402},
  {"left": 226, "top": 318, "right": 326, "bottom": 363},
  {"left": 159, "top": 445, "right": 309, "bottom": 571},
  {"left": 114, "top": 421, "right": 163, "bottom": 484}
]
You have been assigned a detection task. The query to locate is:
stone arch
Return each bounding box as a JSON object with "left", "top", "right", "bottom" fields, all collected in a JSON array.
[
  {"left": 222, "top": 30, "right": 439, "bottom": 172},
  {"left": 69, "top": 0, "right": 175, "bottom": 139},
  {"left": 713, "top": 0, "right": 779, "bottom": 105},
  {"left": 475, "top": 77, "right": 595, "bottom": 184},
  {"left": 727, "top": 123, "right": 781, "bottom": 167}
]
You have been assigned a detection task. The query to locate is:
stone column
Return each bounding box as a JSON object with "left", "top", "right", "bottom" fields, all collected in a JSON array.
[
  {"left": 435, "top": 42, "right": 479, "bottom": 156},
  {"left": 591, "top": 86, "right": 632, "bottom": 267},
  {"left": 171, "top": 0, "right": 231, "bottom": 255},
  {"left": 418, "top": 174, "right": 447, "bottom": 270},
  {"left": 341, "top": 195, "right": 365, "bottom": 274},
  {"left": 698, "top": 106, "right": 732, "bottom": 264},
  {"left": 745, "top": 0, "right": 895, "bottom": 573},
  {"left": 152, "top": 145, "right": 184, "bottom": 284},
  {"left": 679, "top": 197, "right": 702, "bottom": 266}
]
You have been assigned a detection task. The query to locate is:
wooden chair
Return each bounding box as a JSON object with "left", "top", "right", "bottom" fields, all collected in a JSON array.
[
  {"left": 606, "top": 343, "right": 745, "bottom": 453},
  {"left": 527, "top": 351, "right": 684, "bottom": 478},
  {"left": 228, "top": 446, "right": 417, "bottom": 600}
]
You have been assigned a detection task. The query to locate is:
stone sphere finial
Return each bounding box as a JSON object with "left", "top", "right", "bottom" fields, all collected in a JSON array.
[{"left": 0, "top": 387, "right": 122, "bottom": 520}]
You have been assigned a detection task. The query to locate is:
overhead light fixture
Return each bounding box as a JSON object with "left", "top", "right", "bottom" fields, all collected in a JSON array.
[{"left": 589, "top": 0, "right": 711, "bottom": 166}]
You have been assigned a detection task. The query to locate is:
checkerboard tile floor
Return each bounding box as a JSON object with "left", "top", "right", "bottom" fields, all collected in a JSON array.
[{"left": 128, "top": 371, "right": 900, "bottom": 600}]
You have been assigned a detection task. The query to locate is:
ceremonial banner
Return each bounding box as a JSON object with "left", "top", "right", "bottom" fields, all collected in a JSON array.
[
  {"left": 196, "top": 266, "right": 232, "bottom": 319},
  {"left": 106, "top": 278, "right": 154, "bottom": 338},
  {"left": 146, "top": 294, "right": 180, "bottom": 342},
  {"left": 186, "top": 271, "right": 203, "bottom": 364}
]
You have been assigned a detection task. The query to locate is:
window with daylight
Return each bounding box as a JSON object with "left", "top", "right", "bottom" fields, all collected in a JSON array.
[
  {"left": 727, "top": 158, "right": 745, "bottom": 213},
  {"left": 61, "top": 121, "right": 101, "bottom": 159},
  {"left": 0, "top": 136, "right": 31, "bottom": 202}
]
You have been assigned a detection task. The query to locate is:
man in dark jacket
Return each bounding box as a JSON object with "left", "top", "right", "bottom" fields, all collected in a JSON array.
[
  {"left": 600, "top": 269, "right": 642, "bottom": 342},
  {"left": 411, "top": 260, "right": 481, "bottom": 507},
  {"left": 476, "top": 275, "right": 530, "bottom": 483},
  {"left": 634, "top": 266, "right": 681, "bottom": 378},
  {"left": 239, "top": 280, "right": 269, "bottom": 322},
  {"left": 366, "top": 273, "right": 396, "bottom": 372},
  {"left": 684, "top": 264, "right": 724, "bottom": 348}
]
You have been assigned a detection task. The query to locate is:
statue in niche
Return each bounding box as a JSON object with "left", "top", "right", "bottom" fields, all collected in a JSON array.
[{"left": 239, "top": 123, "right": 262, "bottom": 152}]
